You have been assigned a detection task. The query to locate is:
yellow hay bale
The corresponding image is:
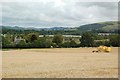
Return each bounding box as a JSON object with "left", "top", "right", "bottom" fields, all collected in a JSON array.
[
  {"left": 98, "top": 45, "right": 111, "bottom": 52},
  {"left": 105, "top": 47, "right": 111, "bottom": 52}
]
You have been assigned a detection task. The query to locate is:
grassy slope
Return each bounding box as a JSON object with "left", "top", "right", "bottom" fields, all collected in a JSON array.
[
  {"left": 100, "top": 21, "right": 119, "bottom": 31},
  {"left": 78, "top": 21, "right": 119, "bottom": 32}
]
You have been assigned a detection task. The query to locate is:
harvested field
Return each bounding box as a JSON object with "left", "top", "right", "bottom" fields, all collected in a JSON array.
[{"left": 2, "top": 47, "right": 118, "bottom": 78}]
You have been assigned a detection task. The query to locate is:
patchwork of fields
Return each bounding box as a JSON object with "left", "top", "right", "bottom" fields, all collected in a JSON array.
[{"left": 2, "top": 47, "right": 118, "bottom": 78}]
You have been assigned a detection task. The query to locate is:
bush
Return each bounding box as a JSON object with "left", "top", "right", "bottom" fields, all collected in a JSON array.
[
  {"left": 80, "top": 32, "right": 94, "bottom": 47},
  {"left": 52, "top": 34, "right": 63, "bottom": 47}
]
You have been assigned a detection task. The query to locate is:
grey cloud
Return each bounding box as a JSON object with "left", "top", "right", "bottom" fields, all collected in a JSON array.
[
  {"left": 76, "top": 2, "right": 117, "bottom": 9},
  {"left": 1, "top": 1, "right": 118, "bottom": 27}
]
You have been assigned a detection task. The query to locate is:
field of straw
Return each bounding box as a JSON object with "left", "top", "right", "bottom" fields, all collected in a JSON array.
[{"left": 2, "top": 47, "right": 118, "bottom": 78}]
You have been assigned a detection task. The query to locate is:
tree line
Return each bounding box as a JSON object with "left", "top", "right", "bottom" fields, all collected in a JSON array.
[{"left": 2, "top": 32, "right": 120, "bottom": 48}]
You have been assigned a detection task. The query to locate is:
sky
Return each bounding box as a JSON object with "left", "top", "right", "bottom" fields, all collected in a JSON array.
[{"left": 0, "top": 0, "right": 118, "bottom": 28}]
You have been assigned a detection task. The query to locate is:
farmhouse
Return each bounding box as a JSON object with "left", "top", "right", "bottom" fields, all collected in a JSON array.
[
  {"left": 98, "top": 33, "right": 111, "bottom": 36},
  {"left": 14, "top": 36, "right": 25, "bottom": 44}
]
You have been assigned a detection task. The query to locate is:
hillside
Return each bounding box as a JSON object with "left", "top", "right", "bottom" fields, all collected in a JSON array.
[{"left": 77, "top": 21, "right": 119, "bottom": 32}]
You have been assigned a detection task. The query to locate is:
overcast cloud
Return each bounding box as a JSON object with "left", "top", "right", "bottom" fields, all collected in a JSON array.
[{"left": 1, "top": 0, "right": 118, "bottom": 28}]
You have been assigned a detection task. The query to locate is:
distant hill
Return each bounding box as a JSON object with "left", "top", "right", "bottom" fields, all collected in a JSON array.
[
  {"left": 1, "top": 21, "right": 119, "bottom": 35},
  {"left": 77, "top": 21, "right": 119, "bottom": 32},
  {"left": 1, "top": 26, "right": 72, "bottom": 31}
]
